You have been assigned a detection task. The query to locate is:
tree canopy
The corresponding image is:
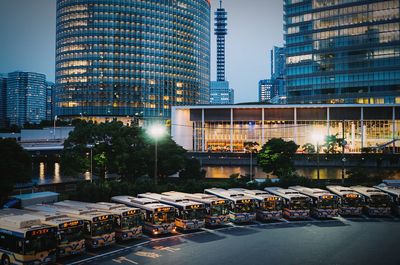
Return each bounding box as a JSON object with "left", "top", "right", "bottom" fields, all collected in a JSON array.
[
  {"left": 0, "top": 139, "right": 31, "bottom": 204},
  {"left": 258, "top": 138, "right": 299, "bottom": 177},
  {"left": 60, "top": 120, "right": 189, "bottom": 181}
]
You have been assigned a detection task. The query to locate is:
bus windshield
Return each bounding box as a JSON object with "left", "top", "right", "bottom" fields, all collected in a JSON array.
[
  {"left": 153, "top": 211, "right": 175, "bottom": 225},
  {"left": 232, "top": 202, "right": 256, "bottom": 213},
  {"left": 121, "top": 215, "right": 142, "bottom": 230},
  {"left": 318, "top": 198, "right": 338, "bottom": 209},
  {"left": 59, "top": 226, "right": 84, "bottom": 244},
  {"left": 289, "top": 198, "right": 309, "bottom": 210},
  {"left": 211, "top": 204, "right": 229, "bottom": 216},
  {"left": 342, "top": 197, "right": 362, "bottom": 207},
  {"left": 370, "top": 195, "right": 391, "bottom": 208},
  {"left": 25, "top": 232, "right": 57, "bottom": 254},
  {"left": 261, "top": 201, "right": 283, "bottom": 211},
  {"left": 91, "top": 220, "right": 114, "bottom": 237},
  {"left": 182, "top": 209, "right": 205, "bottom": 220}
]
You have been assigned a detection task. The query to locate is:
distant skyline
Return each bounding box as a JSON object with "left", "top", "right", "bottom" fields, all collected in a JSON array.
[{"left": 0, "top": 0, "right": 283, "bottom": 103}]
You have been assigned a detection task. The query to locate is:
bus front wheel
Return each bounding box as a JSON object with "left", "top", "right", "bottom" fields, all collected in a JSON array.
[{"left": 1, "top": 255, "right": 10, "bottom": 265}]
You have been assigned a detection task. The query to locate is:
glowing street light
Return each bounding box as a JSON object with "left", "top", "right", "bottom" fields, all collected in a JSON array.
[
  {"left": 312, "top": 132, "right": 324, "bottom": 181},
  {"left": 148, "top": 124, "right": 166, "bottom": 184}
]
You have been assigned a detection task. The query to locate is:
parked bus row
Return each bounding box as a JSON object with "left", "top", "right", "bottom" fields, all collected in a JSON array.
[{"left": 0, "top": 183, "right": 399, "bottom": 264}]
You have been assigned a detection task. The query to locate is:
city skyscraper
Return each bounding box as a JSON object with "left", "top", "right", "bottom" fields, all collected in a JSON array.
[
  {"left": 258, "top": 46, "right": 286, "bottom": 103},
  {"left": 210, "top": 0, "right": 234, "bottom": 105},
  {"left": 0, "top": 74, "right": 7, "bottom": 128},
  {"left": 284, "top": 0, "right": 400, "bottom": 104},
  {"left": 46, "top": 81, "right": 55, "bottom": 121},
  {"left": 6, "top": 71, "right": 46, "bottom": 126},
  {"left": 56, "top": 0, "right": 211, "bottom": 122}
]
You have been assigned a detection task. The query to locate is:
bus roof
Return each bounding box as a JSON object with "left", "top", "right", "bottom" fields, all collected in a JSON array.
[
  {"left": 22, "top": 205, "right": 84, "bottom": 226},
  {"left": 162, "top": 191, "right": 226, "bottom": 205},
  {"left": 290, "top": 186, "right": 336, "bottom": 199},
  {"left": 204, "top": 188, "right": 256, "bottom": 203},
  {"left": 0, "top": 209, "right": 52, "bottom": 234},
  {"left": 48, "top": 202, "right": 112, "bottom": 221},
  {"left": 326, "top": 186, "right": 360, "bottom": 197},
  {"left": 264, "top": 187, "right": 309, "bottom": 200},
  {"left": 374, "top": 184, "right": 400, "bottom": 197},
  {"left": 229, "top": 188, "right": 280, "bottom": 201},
  {"left": 111, "top": 196, "right": 175, "bottom": 212},
  {"left": 139, "top": 193, "right": 204, "bottom": 209},
  {"left": 55, "top": 201, "right": 140, "bottom": 216},
  {"left": 350, "top": 186, "right": 390, "bottom": 197}
]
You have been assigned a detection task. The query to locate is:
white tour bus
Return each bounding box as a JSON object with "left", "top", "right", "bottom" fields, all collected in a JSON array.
[
  {"left": 111, "top": 196, "right": 176, "bottom": 235},
  {"left": 229, "top": 188, "right": 283, "bottom": 221},
  {"left": 22, "top": 205, "right": 86, "bottom": 257},
  {"left": 0, "top": 209, "right": 57, "bottom": 265},
  {"left": 374, "top": 183, "right": 400, "bottom": 215},
  {"left": 162, "top": 191, "right": 229, "bottom": 226},
  {"left": 50, "top": 202, "right": 115, "bottom": 248},
  {"left": 326, "top": 185, "right": 364, "bottom": 216},
  {"left": 290, "top": 186, "right": 339, "bottom": 218},
  {"left": 350, "top": 186, "right": 392, "bottom": 216},
  {"left": 55, "top": 201, "right": 143, "bottom": 241},
  {"left": 204, "top": 188, "right": 257, "bottom": 223},
  {"left": 264, "top": 187, "right": 311, "bottom": 219},
  {"left": 138, "top": 193, "right": 205, "bottom": 231}
]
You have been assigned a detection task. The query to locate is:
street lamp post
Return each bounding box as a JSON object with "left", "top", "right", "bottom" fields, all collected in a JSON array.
[
  {"left": 148, "top": 124, "right": 166, "bottom": 185},
  {"left": 86, "top": 144, "right": 94, "bottom": 183},
  {"left": 53, "top": 115, "right": 58, "bottom": 140}
]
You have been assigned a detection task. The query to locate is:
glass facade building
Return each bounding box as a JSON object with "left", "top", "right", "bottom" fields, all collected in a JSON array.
[
  {"left": 6, "top": 72, "right": 47, "bottom": 126},
  {"left": 46, "top": 82, "right": 55, "bottom": 121},
  {"left": 56, "top": 0, "right": 211, "bottom": 121},
  {"left": 0, "top": 74, "right": 7, "bottom": 128},
  {"left": 210, "top": 81, "right": 234, "bottom": 104},
  {"left": 258, "top": 79, "right": 274, "bottom": 102},
  {"left": 284, "top": 0, "right": 400, "bottom": 104},
  {"left": 172, "top": 104, "right": 400, "bottom": 153}
]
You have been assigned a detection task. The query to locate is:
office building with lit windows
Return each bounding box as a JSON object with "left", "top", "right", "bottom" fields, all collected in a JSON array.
[
  {"left": 46, "top": 82, "right": 55, "bottom": 121},
  {"left": 285, "top": 0, "right": 400, "bottom": 104},
  {"left": 258, "top": 79, "right": 274, "bottom": 102},
  {"left": 172, "top": 104, "right": 400, "bottom": 153},
  {"left": 0, "top": 74, "right": 7, "bottom": 128},
  {"left": 6, "top": 72, "right": 47, "bottom": 126},
  {"left": 56, "top": 0, "right": 211, "bottom": 121}
]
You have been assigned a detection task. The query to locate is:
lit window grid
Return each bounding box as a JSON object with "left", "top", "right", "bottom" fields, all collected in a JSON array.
[{"left": 55, "top": 0, "right": 210, "bottom": 118}]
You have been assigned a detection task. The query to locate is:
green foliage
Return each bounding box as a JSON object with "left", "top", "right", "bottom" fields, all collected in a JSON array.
[
  {"left": 0, "top": 139, "right": 31, "bottom": 204},
  {"left": 179, "top": 158, "right": 206, "bottom": 180},
  {"left": 302, "top": 143, "right": 316, "bottom": 154},
  {"left": 258, "top": 138, "right": 299, "bottom": 177},
  {"left": 60, "top": 120, "right": 187, "bottom": 181},
  {"left": 323, "top": 134, "right": 344, "bottom": 154}
]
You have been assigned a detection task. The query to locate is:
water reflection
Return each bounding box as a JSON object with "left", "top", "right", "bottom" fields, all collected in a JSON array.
[{"left": 204, "top": 166, "right": 400, "bottom": 180}]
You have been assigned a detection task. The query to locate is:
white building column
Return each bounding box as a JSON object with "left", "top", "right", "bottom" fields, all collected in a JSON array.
[
  {"left": 294, "top": 108, "right": 297, "bottom": 143},
  {"left": 361, "top": 107, "right": 364, "bottom": 149},
  {"left": 201, "top": 108, "right": 205, "bottom": 152},
  {"left": 261, "top": 108, "right": 265, "bottom": 145},
  {"left": 393, "top": 106, "right": 396, "bottom": 153},
  {"left": 230, "top": 108, "right": 233, "bottom": 152},
  {"left": 327, "top": 107, "right": 330, "bottom": 136}
]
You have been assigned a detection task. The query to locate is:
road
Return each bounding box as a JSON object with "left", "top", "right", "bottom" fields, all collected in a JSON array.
[{"left": 63, "top": 217, "right": 400, "bottom": 265}]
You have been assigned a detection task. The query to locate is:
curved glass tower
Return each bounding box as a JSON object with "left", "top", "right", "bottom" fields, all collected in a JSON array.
[{"left": 56, "top": 0, "right": 210, "bottom": 121}]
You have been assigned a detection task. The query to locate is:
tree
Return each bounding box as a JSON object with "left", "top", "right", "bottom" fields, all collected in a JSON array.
[
  {"left": 0, "top": 139, "right": 31, "bottom": 205},
  {"left": 179, "top": 158, "right": 206, "bottom": 180},
  {"left": 258, "top": 138, "right": 299, "bottom": 177},
  {"left": 302, "top": 143, "right": 316, "bottom": 154},
  {"left": 324, "top": 134, "right": 344, "bottom": 154}
]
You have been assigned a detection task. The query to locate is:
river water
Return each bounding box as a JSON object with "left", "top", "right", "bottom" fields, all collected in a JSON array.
[{"left": 32, "top": 162, "right": 400, "bottom": 184}]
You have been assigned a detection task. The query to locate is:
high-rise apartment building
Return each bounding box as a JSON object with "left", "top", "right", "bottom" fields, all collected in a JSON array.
[
  {"left": 46, "top": 81, "right": 55, "bottom": 121},
  {"left": 56, "top": 0, "right": 211, "bottom": 121},
  {"left": 285, "top": 0, "right": 400, "bottom": 104},
  {"left": 210, "top": 0, "right": 234, "bottom": 104},
  {"left": 0, "top": 74, "right": 7, "bottom": 128},
  {"left": 6, "top": 71, "right": 46, "bottom": 126}
]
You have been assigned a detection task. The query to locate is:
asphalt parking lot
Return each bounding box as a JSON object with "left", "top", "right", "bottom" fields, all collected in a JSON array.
[{"left": 61, "top": 216, "right": 400, "bottom": 265}]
